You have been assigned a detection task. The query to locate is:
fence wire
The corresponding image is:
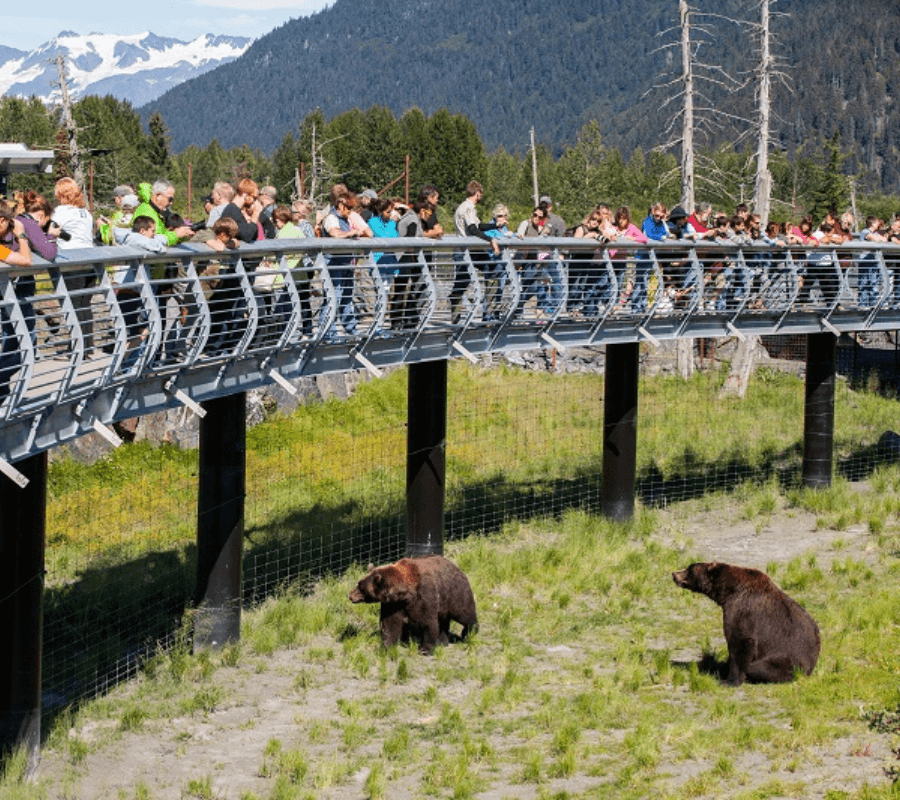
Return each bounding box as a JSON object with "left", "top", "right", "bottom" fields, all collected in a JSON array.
[{"left": 40, "top": 334, "right": 900, "bottom": 710}]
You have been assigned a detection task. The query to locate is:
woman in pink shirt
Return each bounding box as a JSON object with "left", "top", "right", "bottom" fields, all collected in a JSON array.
[
  {"left": 788, "top": 216, "right": 817, "bottom": 246},
  {"left": 788, "top": 216, "right": 820, "bottom": 305},
  {"left": 613, "top": 206, "right": 649, "bottom": 244},
  {"left": 610, "top": 206, "right": 648, "bottom": 307}
]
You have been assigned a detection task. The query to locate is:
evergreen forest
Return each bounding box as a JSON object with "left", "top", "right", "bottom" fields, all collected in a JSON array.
[
  {"left": 136, "top": 0, "right": 900, "bottom": 196},
  {"left": 3, "top": 92, "right": 899, "bottom": 231}
]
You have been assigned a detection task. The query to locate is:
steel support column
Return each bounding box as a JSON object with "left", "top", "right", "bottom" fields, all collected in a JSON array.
[
  {"left": 406, "top": 359, "right": 447, "bottom": 557},
  {"left": 195, "top": 393, "right": 246, "bottom": 651},
  {"left": 803, "top": 333, "right": 836, "bottom": 489},
  {"left": 602, "top": 342, "right": 640, "bottom": 521},
  {"left": 0, "top": 453, "right": 47, "bottom": 771}
]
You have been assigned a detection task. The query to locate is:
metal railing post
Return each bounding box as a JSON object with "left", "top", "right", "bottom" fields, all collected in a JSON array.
[
  {"left": 0, "top": 453, "right": 47, "bottom": 772},
  {"left": 406, "top": 359, "right": 447, "bottom": 557},
  {"left": 802, "top": 333, "right": 836, "bottom": 489},
  {"left": 602, "top": 342, "right": 640, "bottom": 520},
  {"left": 194, "top": 393, "right": 246, "bottom": 651}
]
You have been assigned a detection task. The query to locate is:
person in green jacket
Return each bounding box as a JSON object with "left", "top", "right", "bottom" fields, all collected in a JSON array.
[
  {"left": 132, "top": 180, "right": 193, "bottom": 246},
  {"left": 132, "top": 180, "right": 195, "bottom": 359}
]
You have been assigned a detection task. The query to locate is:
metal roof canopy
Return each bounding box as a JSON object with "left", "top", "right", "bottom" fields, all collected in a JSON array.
[{"left": 0, "top": 143, "right": 55, "bottom": 174}]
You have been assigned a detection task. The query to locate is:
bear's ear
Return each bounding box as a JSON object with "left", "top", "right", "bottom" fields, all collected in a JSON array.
[{"left": 367, "top": 563, "right": 375, "bottom": 573}]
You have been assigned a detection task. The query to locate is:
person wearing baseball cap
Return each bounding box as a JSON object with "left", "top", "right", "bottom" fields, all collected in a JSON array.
[{"left": 538, "top": 194, "right": 566, "bottom": 237}]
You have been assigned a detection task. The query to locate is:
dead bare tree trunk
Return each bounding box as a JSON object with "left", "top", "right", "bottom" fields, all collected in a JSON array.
[
  {"left": 676, "top": 0, "right": 697, "bottom": 379},
  {"left": 719, "top": 337, "right": 767, "bottom": 398},
  {"left": 679, "top": 0, "right": 695, "bottom": 213},
  {"left": 752, "top": 0, "right": 773, "bottom": 229},
  {"left": 55, "top": 54, "right": 84, "bottom": 187},
  {"left": 676, "top": 338, "right": 695, "bottom": 378},
  {"left": 530, "top": 127, "right": 539, "bottom": 207}
]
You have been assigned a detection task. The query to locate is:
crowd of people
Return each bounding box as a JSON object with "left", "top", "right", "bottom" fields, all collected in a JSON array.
[{"left": 1, "top": 174, "right": 899, "bottom": 373}]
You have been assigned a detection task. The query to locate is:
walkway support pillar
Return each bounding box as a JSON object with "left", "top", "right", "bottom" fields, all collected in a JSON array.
[
  {"left": 0, "top": 453, "right": 47, "bottom": 772},
  {"left": 602, "top": 342, "right": 640, "bottom": 521},
  {"left": 406, "top": 359, "right": 447, "bottom": 557},
  {"left": 802, "top": 333, "right": 836, "bottom": 489},
  {"left": 195, "top": 393, "right": 246, "bottom": 651}
]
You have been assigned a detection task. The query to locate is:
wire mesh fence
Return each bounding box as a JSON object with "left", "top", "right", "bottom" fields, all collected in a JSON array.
[{"left": 40, "top": 333, "right": 900, "bottom": 711}]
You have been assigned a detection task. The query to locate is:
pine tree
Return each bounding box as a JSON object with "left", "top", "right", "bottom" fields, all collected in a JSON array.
[
  {"left": 195, "top": 139, "right": 227, "bottom": 192},
  {"left": 147, "top": 111, "right": 171, "bottom": 177},
  {"left": 271, "top": 132, "right": 302, "bottom": 200},
  {"left": 810, "top": 132, "right": 848, "bottom": 221},
  {"left": 553, "top": 120, "right": 607, "bottom": 220},
  {"left": 399, "top": 108, "right": 430, "bottom": 192},
  {"left": 74, "top": 96, "right": 152, "bottom": 200},
  {"left": 485, "top": 147, "right": 525, "bottom": 211}
]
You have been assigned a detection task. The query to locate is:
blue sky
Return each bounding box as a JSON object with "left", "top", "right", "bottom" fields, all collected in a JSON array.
[{"left": 7, "top": 0, "right": 333, "bottom": 52}]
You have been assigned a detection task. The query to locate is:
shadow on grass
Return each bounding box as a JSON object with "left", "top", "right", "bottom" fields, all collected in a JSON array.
[
  {"left": 40, "top": 436, "right": 897, "bottom": 729},
  {"left": 671, "top": 653, "right": 728, "bottom": 682}
]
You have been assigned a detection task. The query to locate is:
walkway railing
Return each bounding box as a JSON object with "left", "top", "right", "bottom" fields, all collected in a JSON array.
[{"left": 1, "top": 236, "right": 899, "bottom": 478}]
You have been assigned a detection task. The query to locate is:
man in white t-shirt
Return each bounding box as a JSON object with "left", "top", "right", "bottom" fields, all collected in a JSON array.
[{"left": 451, "top": 180, "right": 499, "bottom": 322}]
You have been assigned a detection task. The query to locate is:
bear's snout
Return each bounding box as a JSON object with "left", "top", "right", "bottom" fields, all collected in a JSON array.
[
  {"left": 672, "top": 569, "right": 689, "bottom": 587},
  {"left": 348, "top": 586, "right": 365, "bottom": 603}
]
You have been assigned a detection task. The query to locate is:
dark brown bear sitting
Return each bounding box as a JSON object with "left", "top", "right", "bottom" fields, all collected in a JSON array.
[
  {"left": 672, "top": 561, "right": 820, "bottom": 686},
  {"left": 349, "top": 555, "right": 478, "bottom": 654}
]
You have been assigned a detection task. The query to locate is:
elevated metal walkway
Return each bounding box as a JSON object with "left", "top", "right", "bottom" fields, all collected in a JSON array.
[{"left": 1, "top": 236, "right": 898, "bottom": 480}]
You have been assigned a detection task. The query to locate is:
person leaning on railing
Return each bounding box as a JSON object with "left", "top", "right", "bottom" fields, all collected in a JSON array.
[
  {"left": 273, "top": 204, "right": 314, "bottom": 336},
  {"left": 0, "top": 203, "right": 31, "bottom": 401},
  {"left": 451, "top": 180, "right": 499, "bottom": 324},
  {"left": 515, "top": 206, "right": 552, "bottom": 319},
  {"left": 610, "top": 206, "right": 647, "bottom": 309},
  {"left": 52, "top": 177, "right": 99, "bottom": 353},
  {"left": 321, "top": 191, "right": 367, "bottom": 338},
  {"left": 0, "top": 202, "right": 33, "bottom": 266},
  {"left": 395, "top": 198, "right": 435, "bottom": 330},
  {"left": 856, "top": 216, "right": 888, "bottom": 307},
  {"left": 11, "top": 191, "right": 58, "bottom": 347}
]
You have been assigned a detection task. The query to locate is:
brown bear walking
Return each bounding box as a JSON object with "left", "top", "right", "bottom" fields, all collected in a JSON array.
[
  {"left": 349, "top": 555, "right": 478, "bottom": 654},
  {"left": 672, "top": 561, "right": 820, "bottom": 686}
]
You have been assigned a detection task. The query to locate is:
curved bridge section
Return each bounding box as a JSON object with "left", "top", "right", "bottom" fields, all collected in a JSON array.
[{"left": 1, "top": 237, "right": 898, "bottom": 476}]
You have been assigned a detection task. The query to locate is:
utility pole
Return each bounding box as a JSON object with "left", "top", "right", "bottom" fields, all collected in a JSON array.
[
  {"left": 530, "top": 127, "right": 539, "bottom": 207},
  {"left": 310, "top": 122, "right": 318, "bottom": 203},
  {"left": 294, "top": 166, "right": 303, "bottom": 201},
  {"left": 54, "top": 53, "right": 84, "bottom": 187}
]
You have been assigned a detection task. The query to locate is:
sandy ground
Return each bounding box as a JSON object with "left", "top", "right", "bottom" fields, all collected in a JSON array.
[{"left": 32, "top": 502, "right": 898, "bottom": 799}]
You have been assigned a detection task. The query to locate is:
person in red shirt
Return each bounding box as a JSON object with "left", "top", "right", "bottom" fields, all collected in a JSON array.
[{"left": 687, "top": 202, "right": 715, "bottom": 240}]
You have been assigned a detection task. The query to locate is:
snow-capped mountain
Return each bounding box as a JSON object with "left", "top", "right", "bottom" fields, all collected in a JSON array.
[{"left": 0, "top": 31, "right": 252, "bottom": 108}]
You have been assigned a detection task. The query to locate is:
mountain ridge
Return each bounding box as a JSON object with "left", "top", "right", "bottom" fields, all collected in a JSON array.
[
  {"left": 0, "top": 31, "right": 252, "bottom": 109},
  {"left": 138, "top": 0, "right": 900, "bottom": 193}
]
